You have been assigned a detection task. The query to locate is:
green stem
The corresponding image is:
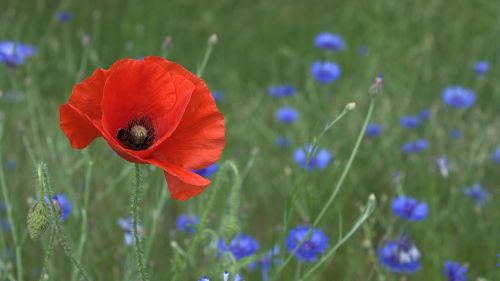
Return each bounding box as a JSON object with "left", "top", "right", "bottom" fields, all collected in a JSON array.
[
  {"left": 273, "top": 98, "right": 376, "bottom": 281},
  {"left": 317, "top": 107, "right": 350, "bottom": 141},
  {"left": 0, "top": 122, "right": 23, "bottom": 281},
  {"left": 313, "top": 98, "right": 375, "bottom": 227},
  {"left": 171, "top": 161, "right": 234, "bottom": 281},
  {"left": 299, "top": 196, "right": 376, "bottom": 280},
  {"left": 132, "top": 164, "right": 148, "bottom": 281},
  {"left": 196, "top": 34, "right": 217, "bottom": 78},
  {"left": 70, "top": 152, "right": 93, "bottom": 281},
  {"left": 38, "top": 163, "right": 90, "bottom": 281},
  {"left": 38, "top": 226, "right": 55, "bottom": 281},
  {"left": 145, "top": 185, "right": 168, "bottom": 260},
  {"left": 221, "top": 162, "right": 241, "bottom": 240}
]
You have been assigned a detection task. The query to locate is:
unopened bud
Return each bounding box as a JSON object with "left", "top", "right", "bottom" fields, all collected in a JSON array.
[
  {"left": 82, "top": 33, "right": 91, "bottom": 46},
  {"left": 368, "top": 193, "right": 376, "bottom": 202},
  {"left": 369, "top": 73, "right": 383, "bottom": 97},
  {"left": 162, "top": 36, "right": 173, "bottom": 50},
  {"left": 346, "top": 102, "right": 356, "bottom": 111},
  {"left": 208, "top": 33, "right": 218, "bottom": 45},
  {"left": 27, "top": 201, "right": 51, "bottom": 240}
]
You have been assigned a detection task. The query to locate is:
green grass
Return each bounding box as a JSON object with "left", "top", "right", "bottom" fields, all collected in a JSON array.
[{"left": 0, "top": 0, "right": 499, "bottom": 280}]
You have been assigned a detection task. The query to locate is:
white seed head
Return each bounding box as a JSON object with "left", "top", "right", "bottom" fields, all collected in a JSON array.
[{"left": 346, "top": 102, "right": 356, "bottom": 111}]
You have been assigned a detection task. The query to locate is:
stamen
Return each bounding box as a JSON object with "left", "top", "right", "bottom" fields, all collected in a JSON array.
[
  {"left": 130, "top": 125, "right": 148, "bottom": 145},
  {"left": 117, "top": 117, "right": 155, "bottom": 151}
]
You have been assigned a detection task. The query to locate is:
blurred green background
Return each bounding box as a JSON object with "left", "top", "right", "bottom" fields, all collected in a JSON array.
[{"left": 0, "top": 0, "right": 499, "bottom": 280}]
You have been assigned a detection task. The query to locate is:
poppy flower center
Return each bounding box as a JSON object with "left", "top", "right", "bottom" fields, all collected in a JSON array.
[{"left": 117, "top": 117, "right": 155, "bottom": 151}]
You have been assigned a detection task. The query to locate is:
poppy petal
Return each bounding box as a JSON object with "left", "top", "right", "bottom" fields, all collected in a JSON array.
[
  {"left": 147, "top": 158, "right": 211, "bottom": 200},
  {"left": 101, "top": 59, "right": 195, "bottom": 158},
  {"left": 145, "top": 56, "right": 225, "bottom": 169},
  {"left": 164, "top": 171, "right": 210, "bottom": 201},
  {"left": 68, "top": 68, "right": 108, "bottom": 123},
  {"left": 158, "top": 100, "right": 225, "bottom": 169},
  {"left": 60, "top": 104, "right": 100, "bottom": 149}
]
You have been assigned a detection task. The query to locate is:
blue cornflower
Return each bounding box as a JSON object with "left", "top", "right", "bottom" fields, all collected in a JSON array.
[
  {"left": 286, "top": 225, "right": 329, "bottom": 262},
  {"left": 392, "top": 170, "right": 402, "bottom": 186},
  {"left": 0, "top": 41, "right": 36, "bottom": 67},
  {"left": 54, "top": 11, "right": 74, "bottom": 22},
  {"left": 399, "top": 116, "right": 420, "bottom": 129},
  {"left": 401, "top": 142, "right": 415, "bottom": 153},
  {"left": 463, "top": 183, "right": 489, "bottom": 207},
  {"left": 310, "top": 61, "right": 341, "bottom": 84},
  {"left": 3, "top": 159, "right": 17, "bottom": 171},
  {"left": 414, "top": 139, "right": 428, "bottom": 151},
  {"left": 44, "top": 194, "right": 72, "bottom": 221},
  {"left": 175, "top": 214, "right": 199, "bottom": 234},
  {"left": 492, "top": 147, "right": 500, "bottom": 163},
  {"left": 378, "top": 235, "right": 421, "bottom": 274},
  {"left": 474, "top": 60, "right": 489, "bottom": 76},
  {"left": 436, "top": 155, "right": 450, "bottom": 178},
  {"left": 314, "top": 32, "right": 345, "bottom": 51},
  {"left": 52, "top": 194, "right": 72, "bottom": 221},
  {"left": 450, "top": 128, "right": 462, "bottom": 139},
  {"left": 211, "top": 90, "right": 224, "bottom": 102},
  {"left": 391, "top": 196, "right": 428, "bottom": 221},
  {"left": 293, "top": 145, "right": 332, "bottom": 171},
  {"left": 268, "top": 84, "right": 296, "bottom": 98},
  {"left": 419, "top": 108, "right": 431, "bottom": 121},
  {"left": 401, "top": 139, "right": 428, "bottom": 154},
  {"left": 198, "top": 271, "right": 243, "bottom": 281},
  {"left": 275, "top": 136, "right": 291, "bottom": 148},
  {"left": 441, "top": 86, "right": 476, "bottom": 109},
  {"left": 443, "top": 261, "right": 467, "bottom": 281},
  {"left": 259, "top": 245, "right": 280, "bottom": 271},
  {"left": 275, "top": 107, "right": 299, "bottom": 124},
  {"left": 193, "top": 163, "right": 219, "bottom": 178},
  {"left": 259, "top": 246, "right": 280, "bottom": 281},
  {"left": 0, "top": 219, "right": 10, "bottom": 231},
  {"left": 218, "top": 234, "right": 259, "bottom": 261},
  {"left": 357, "top": 45, "right": 368, "bottom": 56},
  {"left": 118, "top": 217, "right": 143, "bottom": 246},
  {"left": 365, "top": 123, "right": 383, "bottom": 137}
]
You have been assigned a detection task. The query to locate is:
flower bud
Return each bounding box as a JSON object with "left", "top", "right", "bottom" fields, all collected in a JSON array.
[
  {"left": 27, "top": 201, "right": 51, "bottom": 240},
  {"left": 208, "top": 33, "right": 218, "bottom": 45},
  {"left": 346, "top": 102, "right": 356, "bottom": 111}
]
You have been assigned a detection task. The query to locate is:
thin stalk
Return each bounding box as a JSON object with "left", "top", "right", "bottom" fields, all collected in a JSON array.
[
  {"left": 70, "top": 151, "right": 93, "bottom": 281},
  {"left": 38, "top": 226, "right": 55, "bottom": 281},
  {"left": 39, "top": 163, "right": 91, "bottom": 281},
  {"left": 171, "top": 161, "right": 235, "bottom": 281},
  {"left": 273, "top": 98, "right": 376, "bottom": 280},
  {"left": 0, "top": 122, "right": 23, "bottom": 281},
  {"left": 299, "top": 195, "right": 376, "bottom": 280},
  {"left": 313, "top": 98, "right": 375, "bottom": 227},
  {"left": 145, "top": 186, "right": 168, "bottom": 259},
  {"left": 196, "top": 34, "right": 217, "bottom": 78},
  {"left": 317, "top": 107, "right": 350, "bottom": 141},
  {"left": 131, "top": 164, "right": 148, "bottom": 281}
]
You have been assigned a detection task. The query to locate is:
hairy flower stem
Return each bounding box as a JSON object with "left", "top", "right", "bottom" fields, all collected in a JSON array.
[
  {"left": 0, "top": 122, "right": 23, "bottom": 281},
  {"left": 38, "top": 227, "right": 55, "bottom": 281},
  {"left": 38, "top": 163, "right": 91, "bottom": 281},
  {"left": 132, "top": 164, "right": 148, "bottom": 281}
]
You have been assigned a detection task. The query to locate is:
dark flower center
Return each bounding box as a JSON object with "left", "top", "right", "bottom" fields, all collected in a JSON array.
[{"left": 117, "top": 117, "right": 155, "bottom": 151}]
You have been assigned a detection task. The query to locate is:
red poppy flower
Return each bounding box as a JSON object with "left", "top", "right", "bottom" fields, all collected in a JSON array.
[{"left": 59, "top": 56, "right": 225, "bottom": 200}]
